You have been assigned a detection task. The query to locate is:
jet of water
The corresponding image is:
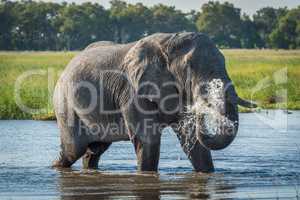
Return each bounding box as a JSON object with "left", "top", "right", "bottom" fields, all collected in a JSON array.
[{"left": 177, "top": 79, "right": 237, "bottom": 156}]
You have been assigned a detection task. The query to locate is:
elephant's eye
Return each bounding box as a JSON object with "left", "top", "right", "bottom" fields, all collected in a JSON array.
[
  {"left": 208, "top": 70, "right": 214, "bottom": 77},
  {"left": 200, "top": 85, "right": 209, "bottom": 96}
]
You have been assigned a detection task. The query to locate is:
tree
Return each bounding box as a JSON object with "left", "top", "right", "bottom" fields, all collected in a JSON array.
[
  {"left": 58, "top": 2, "right": 111, "bottom": 50},
  {"left": 149, "top": 4, "right": 196, "bottom": 34},
  {"left": 269, "top": 6, "right": 300, "bottom": 49},
  {"left": 109, "top": 0, "right": 151, "bottom": 43},
  {"left": 240, "top": 14, "right": 263, "bottom": 48},
  {"left": 9, "top": 1, "right": 62, "bottom": 50},
  {"left": 0, "top": 0, "right": 15, "bottom": 49},
  {"left": 196, "top": 1, "right": 243, "bottom": 48},
  {"left": 253, "top": 7, "right": 287, "bottom": 48},
  {"left": 0, "top": 0, "right": 299, "bottom": 50}
]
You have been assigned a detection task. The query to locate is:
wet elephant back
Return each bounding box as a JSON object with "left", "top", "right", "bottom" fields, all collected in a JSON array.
[{"left": 56, "top": 43, "right": 135, "bottom": 143}]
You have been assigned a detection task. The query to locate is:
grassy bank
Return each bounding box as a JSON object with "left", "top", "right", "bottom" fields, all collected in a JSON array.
[{"left": 0, "top": 50, "right": 299, "bottom": 119}]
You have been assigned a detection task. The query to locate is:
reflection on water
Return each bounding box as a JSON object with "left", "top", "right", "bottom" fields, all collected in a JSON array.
[
  {"left": 57, "top": 170, "right": 230, "bottom": 200},
  {"left": 0, "top": 111, "right": 300, "bottom": 199}
]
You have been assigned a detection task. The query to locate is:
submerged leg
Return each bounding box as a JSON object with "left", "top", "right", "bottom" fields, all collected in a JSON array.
[
  {"left": 52, "top": 141, "right": 88, "bottom": 168},
  {"left": 52, "top": 113, "right": 89, "bottom": 168},
  {"left": 188, "top": 142, "right": 214, "bottom": 173},
  {"left": 124, "top": 97, "right": 162, "bottom": 172},
  {"left": 176, "top": 133, "right": 214, "bottom": 173},
  {"left": 133, "top": 138, "right": 161, "bottom": 172},
  {"left": 82, "top": 142, "right": 111, "bottom": 169}
]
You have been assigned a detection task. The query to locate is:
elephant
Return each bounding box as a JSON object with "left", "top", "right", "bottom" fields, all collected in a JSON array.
[{"left": 52, "top": 32, "right": 256, "bottom": 172}]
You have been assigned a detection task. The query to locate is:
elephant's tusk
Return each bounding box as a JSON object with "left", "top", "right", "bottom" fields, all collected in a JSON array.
[{"left": 237, "top": 97, "right": 257, "bottom": 108}]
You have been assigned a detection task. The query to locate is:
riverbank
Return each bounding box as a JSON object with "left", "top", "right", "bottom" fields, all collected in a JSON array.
[{"left": 0, "top": 50, "right": 299, "bottom": 119}]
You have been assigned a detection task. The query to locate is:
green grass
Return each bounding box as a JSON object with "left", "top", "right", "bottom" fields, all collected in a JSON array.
[
  {"left": 0, "top": 51, "right": 76, "bottom": 119},
  {"left": 223, "top": 49, "right": 300, "bottom": 111},
  {"left": 0, "top": 50, "right": 299, "bottom": 119}
]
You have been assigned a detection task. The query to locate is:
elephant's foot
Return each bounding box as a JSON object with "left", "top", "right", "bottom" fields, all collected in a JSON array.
[
  {"left": 82, "top": 150, "right": 100, "bottom": 169},
  {"left": 52, "top": 143, "right": 88, "bottom": 169},
  {"left": 52, "top": 152, "right": 73, "bottom": 168},
  {"left": 134, "top": 138, "right": 160, "bottom": 172},
  {"left": 82, "top": 142, "right": 111, "bottom": 169}
]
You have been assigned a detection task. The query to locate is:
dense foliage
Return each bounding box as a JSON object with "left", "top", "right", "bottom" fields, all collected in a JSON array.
[{"left": 0, "top": 0, "right": 299, "bottom": 50}]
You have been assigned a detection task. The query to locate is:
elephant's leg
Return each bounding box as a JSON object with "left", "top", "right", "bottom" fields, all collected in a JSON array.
[
  {"left": 52, "top": 114, "right": 89, "bottom": 168},
  {"left": 82, "top": 142, "right": 111, "bottom": 169},
  {"left": 124, "top": 97, "right": 162, "bottom": 172},
  {"left": 133, "top": 137, "right": 161, "bottom": 172},
  {"left": 186, "top": 142, "right": 214, "bottom": 173}
]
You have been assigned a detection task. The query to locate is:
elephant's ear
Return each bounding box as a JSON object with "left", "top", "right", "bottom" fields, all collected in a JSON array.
[
  {"left": 123, "top": 39, "right": 179, "bottom": 107},
  {"left": 164, "top": 32, "right": 216, "bottom": 64},
  {"left": 164, "top": 32, "right": 198, "bottom": 60}
]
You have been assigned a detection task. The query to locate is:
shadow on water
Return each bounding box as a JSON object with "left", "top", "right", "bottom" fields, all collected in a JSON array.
[{"left": 56, "top": 169, "right": 235, "bottom": 200}]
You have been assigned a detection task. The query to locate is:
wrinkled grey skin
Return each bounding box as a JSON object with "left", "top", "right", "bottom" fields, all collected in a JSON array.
[{"left": 53, "top": 32, "right": 256, "bottom": 172}]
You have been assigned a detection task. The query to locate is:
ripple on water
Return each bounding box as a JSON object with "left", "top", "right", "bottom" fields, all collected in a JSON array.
[{"left": 0, "top": 111, "right": 300, "bottom": 199}]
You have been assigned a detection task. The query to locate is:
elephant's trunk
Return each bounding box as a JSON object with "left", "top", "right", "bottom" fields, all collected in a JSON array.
[
  {"left": 190, "top": 79, "right": 239, "bottom": 150},
  {"left": 196, "top": 97, "right": 239, "bottom": 150},
  {"left": 237, "top": 97, "right": 257, "bottom": 108},
  {"left": 182, "top": 77, "right": 256, "bottom": 151}
]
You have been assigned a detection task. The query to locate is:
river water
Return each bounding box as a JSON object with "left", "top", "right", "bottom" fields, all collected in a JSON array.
[{"left": 0, "top": 110, "right": 299, "bottom": 199}]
